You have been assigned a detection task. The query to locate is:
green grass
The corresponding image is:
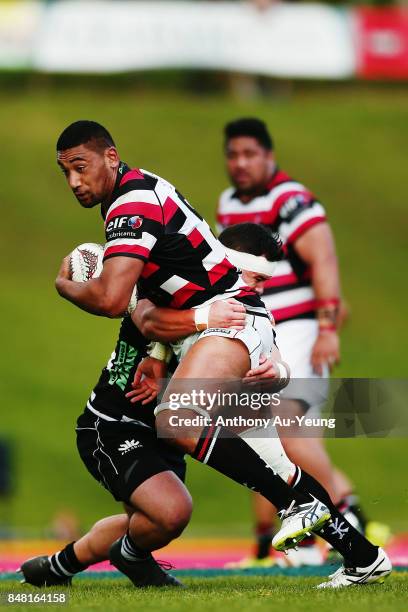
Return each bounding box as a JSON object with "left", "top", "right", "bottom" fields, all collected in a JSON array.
[
  {"left": 1, "top": 574, "right": 407, "bottom": 612},
  {"left": 0, "top": 84, "right": 407, "bottom": 534}
]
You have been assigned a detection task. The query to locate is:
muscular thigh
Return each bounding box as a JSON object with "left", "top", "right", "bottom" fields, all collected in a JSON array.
[
  {"left": 128, "top": 471, "right": 192, "bottom": 522},
  {"left": 168, "top": 336, "right": 250, "bottom": 381}
]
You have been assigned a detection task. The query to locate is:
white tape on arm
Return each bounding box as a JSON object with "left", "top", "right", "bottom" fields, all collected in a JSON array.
[{"left": 194, "top": 305, "right": 211, "bottom": 332}]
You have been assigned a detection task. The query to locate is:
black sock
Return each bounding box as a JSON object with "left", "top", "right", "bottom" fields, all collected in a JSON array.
[
  {"left": 49, "top": 542, "right": 87, "bottom": 578},
  {"left": 338, "top": 493, "right": 368, "bottom": 531},
  {"left": 294, "top": 471, "right": 378, "bottom": 567},
  {"left": 192, "top": 425, "right": 311, "bottom": 512},
  {"left": 119, "top": 533, "right": 150, "bottom": 563}
]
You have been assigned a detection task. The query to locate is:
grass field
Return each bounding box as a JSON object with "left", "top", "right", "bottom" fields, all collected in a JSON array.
[
  {"left": 0, "top": 83, "right": 407, "bottom": 538},
  {"left": 1, "top": 574, "right": 408, "bottom": 612}
]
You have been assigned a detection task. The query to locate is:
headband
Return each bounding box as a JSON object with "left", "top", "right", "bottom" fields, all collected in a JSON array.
[{"left": 224, "top": 247, "right": 277, "bottom": 277}]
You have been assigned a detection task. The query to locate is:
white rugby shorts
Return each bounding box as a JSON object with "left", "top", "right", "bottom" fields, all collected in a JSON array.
[
  {"left": 275, "top": 319, "right": 329, "bottom": 413},
  {"left": 171, "top": 306, "right": 275, "bottom": 369}
]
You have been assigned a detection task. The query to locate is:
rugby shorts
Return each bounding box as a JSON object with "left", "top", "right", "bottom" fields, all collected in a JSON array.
[
  {"left": 275, "top": 319, "right": 329, "bottom": 413},
  {"left": 170, "top": 306, "right": 275, "bottom": 369},
  {"left": 76, "top": 408, "right": 186, "bottom": 504}
]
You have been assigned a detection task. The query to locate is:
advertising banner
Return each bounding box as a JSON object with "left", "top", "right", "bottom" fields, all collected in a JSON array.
[
  {"left": 32, "top": 1, "right": 354, "bottom": 78},
  {"left": 354, "top": 7, "right": 408, "bottom": 79}
]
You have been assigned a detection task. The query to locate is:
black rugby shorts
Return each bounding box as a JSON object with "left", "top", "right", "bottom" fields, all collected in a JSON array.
[{"left": 76, "top": 409, "right": 186, "bottom": 503}]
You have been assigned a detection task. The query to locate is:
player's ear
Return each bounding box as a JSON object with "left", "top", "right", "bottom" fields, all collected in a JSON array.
[{"left": 105, "top": 146, "right": 120, "bottom": 169}]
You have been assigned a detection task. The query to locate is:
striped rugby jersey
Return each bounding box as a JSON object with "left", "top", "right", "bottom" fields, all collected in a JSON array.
[
  {"left": 103, "top": 163, "right": 259, "bottom": 309},
  {"left": 216, "top": 168, "right": 327, "bottom": 323}
]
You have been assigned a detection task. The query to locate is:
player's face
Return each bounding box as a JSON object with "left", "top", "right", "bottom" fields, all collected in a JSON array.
[
  {"left": 241, "top": 269, "right": 269, "bottom": 295},
  {"left": 57, "top": 144, "right": 119, "bottom": 208},
  {"left": 226, "top": 137, "right": 274, "bottom": 197}
]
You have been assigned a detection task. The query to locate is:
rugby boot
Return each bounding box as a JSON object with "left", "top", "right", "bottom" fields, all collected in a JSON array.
[
  {"left": 109, "top": 539, "right": 184, "bottom": 588},
  {"left": 272, "top": 498, "right": 331, "bottom": 551},
  {"left": 19, "top": 556, "right": 72, "bottom": 587},
  {"left": 316, "top": 547, "right": 392, "bottom": 588}
]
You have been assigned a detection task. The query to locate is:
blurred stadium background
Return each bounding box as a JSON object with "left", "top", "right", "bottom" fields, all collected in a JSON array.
[{"left": 0, "top": 0, "right": 407, "bottom": 597}]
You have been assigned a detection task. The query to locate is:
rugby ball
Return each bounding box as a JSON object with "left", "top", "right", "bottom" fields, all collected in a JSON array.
[{"left": 69, "top": 242, "right": 138, "bottom": 315}]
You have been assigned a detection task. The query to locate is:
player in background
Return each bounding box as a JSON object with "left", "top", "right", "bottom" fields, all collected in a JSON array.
[
  {"left": 53, "top": 121, "right": 390, "bottom": 588},
  {"left": 216, "top": 118, "right": 378, "bottom": 567}
]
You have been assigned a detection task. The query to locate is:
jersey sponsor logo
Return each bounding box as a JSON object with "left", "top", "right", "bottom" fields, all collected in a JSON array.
[
  {"left": 279, "top": 194, "right": 311, "bottom": 221},
  {"left": 106, "top": 215, "right": 144, "bottom": 234},
  {"left": 128, "top": 215, "right": 143, "bottom": 230},
  {"left": 108, "top": 341, "right": 138, "bottom": 391},
  {"left": 118, "top": 439, "right": 143, "bottom": 455}
]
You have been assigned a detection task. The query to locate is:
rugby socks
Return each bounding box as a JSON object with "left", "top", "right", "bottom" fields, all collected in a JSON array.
[
  {"left": 49, "top": 542, "right": 87, "bottom": 578},
  {"left": 294, "top": 470, "right": 378, "bottom": 567},
  {"left": 338, "top": 493, "right": 368, "bottom": 532},
  {"left": 119, "top": 533, "right": 150, "bottom": 563},
  {"left": 192, "top": 425, "right": 311, "bottom": 511}
]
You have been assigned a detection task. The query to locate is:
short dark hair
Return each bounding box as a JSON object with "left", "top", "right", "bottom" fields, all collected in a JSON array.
[
  {"left": 219, "top": 223, "right": 283, "bottom": 261},
  {"left": 224, "top": 118, "right": 273, "bottom": 151},
  {"left": 56, "top": 120, "right": 115, "bottom": 151}
]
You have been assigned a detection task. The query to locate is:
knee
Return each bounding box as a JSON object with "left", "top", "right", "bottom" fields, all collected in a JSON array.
[{"left": 159, "top": 493, "right": 193, "bottom": 539}]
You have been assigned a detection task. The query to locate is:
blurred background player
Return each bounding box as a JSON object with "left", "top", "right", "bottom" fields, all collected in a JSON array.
[{"left": 216, "top": 118, "right": 379, "bottom": 567}]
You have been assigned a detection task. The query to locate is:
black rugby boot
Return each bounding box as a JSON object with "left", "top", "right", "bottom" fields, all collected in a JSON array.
[
  {"left": 19, "top": 556, "right": 72, "bottom": 587},
  {"left": 109, "top": 539, "right": 184, "bottom": 588}
]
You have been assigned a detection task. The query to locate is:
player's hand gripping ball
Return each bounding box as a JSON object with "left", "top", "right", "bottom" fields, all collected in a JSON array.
[{"left": 69, "top": 242, "right": 138, "bottom": 315}]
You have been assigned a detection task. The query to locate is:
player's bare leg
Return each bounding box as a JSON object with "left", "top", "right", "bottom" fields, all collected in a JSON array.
[
  {"left": 74, "top": 514, "right": 129, "bottom": 566},
  {"left": 108, "top": 471, "right": 191, "bottom": 588},
  {"left": 124, "top": 471, "right": 192, "bottom": 550},
  {"left": 20, "top": 471, "right": 191, "bottom": 588},
  {"left": 74, "top": 471, "right": 193, "bottom": 563}
]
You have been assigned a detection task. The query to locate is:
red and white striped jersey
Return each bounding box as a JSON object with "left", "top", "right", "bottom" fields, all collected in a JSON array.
[
  {"left": 103, "top": 163, "right": 259, "bottom": 310},
  {"left": 216, "top": 169, "right": 327, "bottom": 323}
]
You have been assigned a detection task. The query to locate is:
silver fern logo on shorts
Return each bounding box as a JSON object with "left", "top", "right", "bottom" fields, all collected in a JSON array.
[{"left": 118, "top": 439, "right": 142, "bottom": 455}]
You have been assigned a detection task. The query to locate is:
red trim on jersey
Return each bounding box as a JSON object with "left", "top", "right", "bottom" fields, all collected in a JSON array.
[
  {"left": 104, "top": 244, "right": 151, "bottom": 260},
  {"left": 163, "top": 196, "right": 179, "bottom": 225},
  {"left": 272, "top": 300, "right": 316, "bottom": 322},
  {"left": 235, "top": 288, "right": 257, "bottom": 299},
  {"left": 264, "top": 273, "right": 299, "bottom": 288},
  {"left": 217, "top": 210, "right": 278, "bottom": 227},
  {"left": 263, "top": 269, "right": 311, "bottom": 289},
  {"left": 106, "top": 202, "right": 162, "bottom": 224},
  {"left": 196, "top": 424, "right": 215, "bottom": 462},
  {"left": 187, "top": 227, "right": 205, "bottom": 248},
  {"left": 170, "top": 281, "right": 206, "bottom": 309},
  {"left": 286, "top": 216, "right": 326, "bottom": 244},
  {"left": 119, "top": 169, "right": 145, "bottom": 185},
  {"left": 207, "top": 258, "right": 235, "bottom": 286},
  {"left": 141, "top": 262, "right": 160, "bottom": 278}
]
